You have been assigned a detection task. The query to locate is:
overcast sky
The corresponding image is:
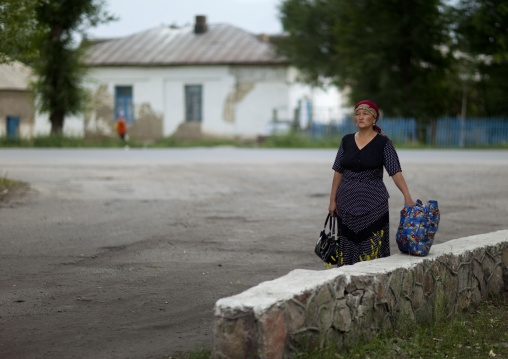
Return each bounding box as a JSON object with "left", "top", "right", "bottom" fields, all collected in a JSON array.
[{"left": 88, "top": 0, "right": 283, "bottom": 38}]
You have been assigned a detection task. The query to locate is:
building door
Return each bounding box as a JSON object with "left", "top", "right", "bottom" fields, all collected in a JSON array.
[
  {"left": 185, "top": 85, "right": 202, "bottom": 122},
  {"left": 115, "top": 86, "right": 134, "bottom": 124},
  {"left": 6, "top": 116, "right": 20, "bottom": 137}
]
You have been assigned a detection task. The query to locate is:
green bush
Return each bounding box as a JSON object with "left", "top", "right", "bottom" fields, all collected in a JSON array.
[
  {"left": 1, "top": 133, "right": 506, "bottom": 149},
  {"left": 258, "top": 132, "right": 340, "bottom": 148},
  {"left": 150, "top": 136, "right": 250, "bottom": 148},
  {"left": 0, "top": 135, "right": 137, "bottom": 148},
  {"left": 0, "top": 136, "right": 31, "bottom": 147}
]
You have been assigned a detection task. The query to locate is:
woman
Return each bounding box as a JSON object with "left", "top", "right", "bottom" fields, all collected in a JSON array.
[{"left": 328, "top": 100, "right": 414, "bottom": 267}]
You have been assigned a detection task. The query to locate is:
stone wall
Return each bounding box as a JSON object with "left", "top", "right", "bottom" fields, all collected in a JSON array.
[{"left": 212, "top": 230, "right": 508, "bottom": 359}]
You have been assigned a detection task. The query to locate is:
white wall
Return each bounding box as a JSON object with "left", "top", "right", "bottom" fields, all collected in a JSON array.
[
  {"left": 33, "top": 112, "right": 50, "bottom": 136},
  {"left": 88, "top": 67, "right": 163, "bottom": 125},
  {"left": 235, "top": 81, "right": 288, "bottom": 135},
  {"left": 162, "top": 66, "right": 235, "bottom": 136},
  {"left": 231, "top": 66, "right": 289, "bottom": 136},
  {"left": 32, "top": 112, "right": 84, "bottom": 137},
  {"left": 286, "top": 67, "right": 345, "bottom": 128},
  {"left": 84, "top": 65, "right": 344, "bottom": 139},
  {"left": 90, "top": 66, "right": 235, "bottom": 137}
]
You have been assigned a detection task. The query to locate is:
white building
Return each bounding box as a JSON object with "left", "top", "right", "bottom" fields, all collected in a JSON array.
[{"left": 74, "top": 16, "right": 346, "bottom": 141}]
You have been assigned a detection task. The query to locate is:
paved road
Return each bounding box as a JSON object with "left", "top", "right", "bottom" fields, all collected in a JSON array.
[
  {"left": 2, "top": 147, "right": 508, "bottom": 164},
  {"left": 1, "top": 148, "right": 507, "bottom": 358}
]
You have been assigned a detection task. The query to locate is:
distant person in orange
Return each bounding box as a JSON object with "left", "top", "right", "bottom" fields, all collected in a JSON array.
[{"left": 115, "top": 111, "right": 127, "bottom": 141}]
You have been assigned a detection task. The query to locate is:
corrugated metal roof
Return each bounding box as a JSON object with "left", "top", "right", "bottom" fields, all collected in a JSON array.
[
  {"left": 85, "top": 24, "right": 288, "bottom": 66},
  {"left": 0, "top": 60, "right": 34, "bottom": 90}
]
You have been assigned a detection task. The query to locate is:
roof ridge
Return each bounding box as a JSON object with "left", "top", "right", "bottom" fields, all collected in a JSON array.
[{"left": 85, "top": 23, "right": 287, "bottom": 66}]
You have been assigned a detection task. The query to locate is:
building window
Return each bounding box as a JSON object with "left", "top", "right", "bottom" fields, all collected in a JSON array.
[
  {"left": 115, "top": 86, "right": 134, "bottom": 124},
  {"left": 6, "top": 116, "right": 20, "bottom": 137},
  {"left": 185, "top": 85, "right": 202, "bottom": 122}
]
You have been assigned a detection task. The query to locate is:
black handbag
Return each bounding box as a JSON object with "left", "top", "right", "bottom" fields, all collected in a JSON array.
[{"left": 314, "top": 214, "right": 341, "bottom": 265}]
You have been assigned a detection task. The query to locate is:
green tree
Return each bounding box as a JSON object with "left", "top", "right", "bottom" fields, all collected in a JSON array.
[
  {"left": 277, "top": 0, "right": 456, "bottom": 119},
  {"left": 454, "top": 0, "right": 508, "bottom": 116},
  {"left": 0, "top": 0, "right": 41, "bottom": 63},
  {"left": 33, "top": 0, "right": 115, "bottom": 134}
]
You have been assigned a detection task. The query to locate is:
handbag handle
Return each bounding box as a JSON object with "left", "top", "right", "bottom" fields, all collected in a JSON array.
[
  {"left": 332, "top": 213, "right": 342, "bottom": 238},
  {"left": 324, "top": 213, "right": 338, "bottom": 238},
  {"left": 324, "top": 213, "right": 332, "bottom": 230},
  {"left": 333, "top": 214, "right": 340, "bottom": 239}
]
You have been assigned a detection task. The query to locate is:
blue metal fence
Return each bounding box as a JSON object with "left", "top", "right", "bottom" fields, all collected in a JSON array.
[
  {"left": 309, "top": 117, "right": 508, "bottom": 147},
  {"left": 428, "top": 118, "right": 508, "bottom": 147}
]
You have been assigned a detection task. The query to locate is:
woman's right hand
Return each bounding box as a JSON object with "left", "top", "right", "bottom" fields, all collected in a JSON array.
[
  {"left": 328, "top": 201, "right": 338, "bottom": 217},
  {"left": 329, "top": 171, "right": 343, "bottom": 217}
]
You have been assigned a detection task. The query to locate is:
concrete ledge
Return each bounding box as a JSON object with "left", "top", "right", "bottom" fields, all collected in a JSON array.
[{"left": 212, "top": 230, "right": 508, "bottom": 358}]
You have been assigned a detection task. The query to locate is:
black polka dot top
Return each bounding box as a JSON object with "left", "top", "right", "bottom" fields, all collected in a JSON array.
[{"left": 332, "top": 133, "right": 402, "bottom": 215}]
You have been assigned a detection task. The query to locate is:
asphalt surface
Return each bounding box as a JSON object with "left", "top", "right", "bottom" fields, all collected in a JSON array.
[{"left": 1, "top": 148, "right": 507, "bottom": 359}]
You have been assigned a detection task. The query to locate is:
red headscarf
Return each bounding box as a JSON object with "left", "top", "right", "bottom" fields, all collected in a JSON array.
[{"left": 355, "top": 100, "right": 382, "bottom": 134}]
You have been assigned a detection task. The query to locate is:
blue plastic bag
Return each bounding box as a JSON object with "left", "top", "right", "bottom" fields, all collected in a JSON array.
[{"left": 395, "top": 199, "right": 440, "bottom": 256}]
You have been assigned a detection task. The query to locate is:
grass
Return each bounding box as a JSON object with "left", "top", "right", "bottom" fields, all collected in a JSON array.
[
  {"left": 295, "top": 290, "right": 508, "bottom": 359},
  {"left": 257, "top": 132, "right": 339, "bottom": 148},
  {"left": 1, "top": 133, "right": 508, "bottom": 149},
  {"left": 149, "top": 136, "right": 253, "bottom": 148},
  {"left": 0, "top": 175, "right": 22, "bottom": 192},
  {"left": 172, "top": 290, "right": 508, "bottom": 359},
  {"left": 0, "top": 174, "right": 26, "bottom": 201},
  {"left": 0, "top": 134, "right": 254, "bottom": 148},
  {"left": 0, "top": 135, "right": 134, "bottom": 148},
  {"left": 0, "top": 133, "right": 437, "bottom": 149}
]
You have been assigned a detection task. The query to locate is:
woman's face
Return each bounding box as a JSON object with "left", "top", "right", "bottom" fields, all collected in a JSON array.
[{"left": 355, "top": 110, "right": 376, "bottom": 129}]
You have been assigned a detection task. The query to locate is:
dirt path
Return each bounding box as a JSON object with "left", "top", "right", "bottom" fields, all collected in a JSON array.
[{"left": 0, "top": 149, "right": 507, "bottom": 358}]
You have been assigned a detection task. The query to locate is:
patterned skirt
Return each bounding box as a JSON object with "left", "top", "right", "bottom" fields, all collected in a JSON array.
[{"left": 335, "top": 201, "right": 390, "bottom": 267}]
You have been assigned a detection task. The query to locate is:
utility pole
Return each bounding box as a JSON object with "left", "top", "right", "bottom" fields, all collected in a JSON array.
[{"left": 460, "top": 84, "right": 467, "bottom": 147}]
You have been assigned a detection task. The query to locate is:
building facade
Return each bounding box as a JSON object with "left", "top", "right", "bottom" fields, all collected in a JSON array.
[{"left": 66, "top": 16, "right": 345, "bottom": 141}]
